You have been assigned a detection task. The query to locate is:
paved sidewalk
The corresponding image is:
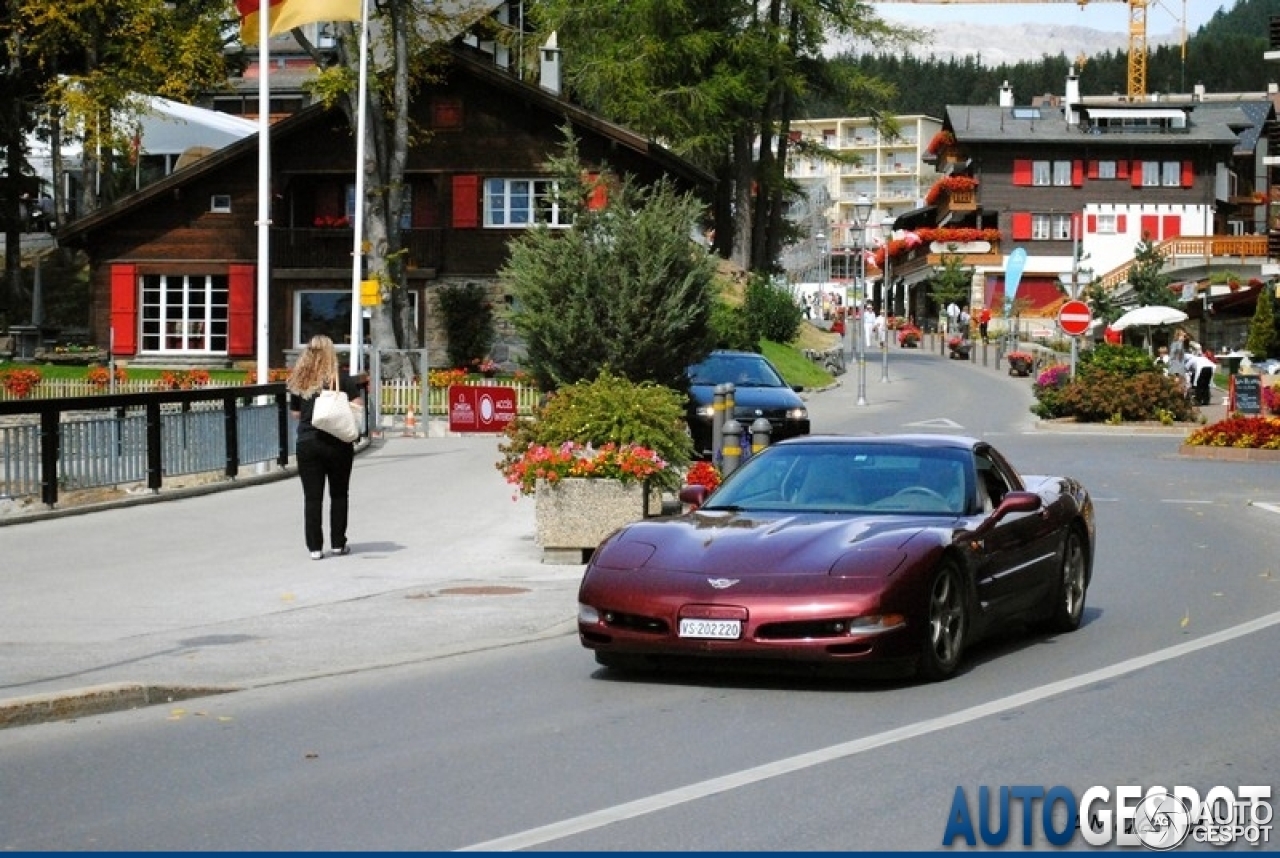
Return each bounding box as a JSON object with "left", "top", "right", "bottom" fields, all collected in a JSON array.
[{"left": 0, "top": 431, "right": 584, "bottom": 727}]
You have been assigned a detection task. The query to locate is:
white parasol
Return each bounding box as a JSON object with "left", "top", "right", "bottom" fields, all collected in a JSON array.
[{"left": 1110, "top": 305, "right": 1189, "bottom": 331}]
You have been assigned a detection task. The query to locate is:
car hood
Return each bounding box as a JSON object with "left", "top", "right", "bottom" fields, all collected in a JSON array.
[
  {"left": 593, "top": 511, "right": 952, "bottom": 577},
  {"left": 690, "top": 383, "right": 803, "bottom": 411}
]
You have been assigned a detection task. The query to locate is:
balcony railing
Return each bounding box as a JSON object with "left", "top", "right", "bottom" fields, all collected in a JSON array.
[{"left": 270, "top": 227, "right": 444, "bottom": 270}]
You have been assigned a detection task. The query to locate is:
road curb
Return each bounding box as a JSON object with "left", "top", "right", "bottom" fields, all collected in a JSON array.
[{"left": 0, "top": 683, "right": 237, "bottom": 729}]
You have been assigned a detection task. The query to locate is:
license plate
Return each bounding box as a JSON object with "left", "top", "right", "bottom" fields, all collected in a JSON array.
[{"left": 678, "top": 618, "right": 742, "bottom": 639}]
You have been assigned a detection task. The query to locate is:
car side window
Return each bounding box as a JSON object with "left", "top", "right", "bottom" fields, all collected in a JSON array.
[{"left": 974, "top": 452, "right": 1011, "bottom": 512}]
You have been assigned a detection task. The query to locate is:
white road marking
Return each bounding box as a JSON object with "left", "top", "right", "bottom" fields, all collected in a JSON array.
[
  {"left": 1250, "top": 502, "right": 1280, "bottom": 515},
  {"left": 460, "top": 611, "right": 1280, "bottom": 851},
  {"left": 903, "top": 418, "right": 965, "bottom": 429},
  {"left": 1160, "top": 499, "right": 1215, "bottom": 504}
]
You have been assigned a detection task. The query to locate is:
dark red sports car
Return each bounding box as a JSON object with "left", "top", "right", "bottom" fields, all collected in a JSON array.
[{"left": 577, "top": 435, "right": 1095, "bottom": 681}]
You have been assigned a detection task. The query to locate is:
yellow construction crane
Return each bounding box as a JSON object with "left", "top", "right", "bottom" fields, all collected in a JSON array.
[{"left": 877, "top": 0, "right": 1183, "bottom": 100}]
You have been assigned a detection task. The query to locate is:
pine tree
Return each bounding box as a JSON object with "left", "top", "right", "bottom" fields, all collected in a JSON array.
[
  {"left": 1127, "top": 237, "right": 1176, "bottom": 307},
  {"left": 1246, "top": 281, "right": 1277, "bottom": 359}
]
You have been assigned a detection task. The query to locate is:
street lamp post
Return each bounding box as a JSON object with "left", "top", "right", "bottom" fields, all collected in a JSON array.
[
  {"left": 852, "top": 194, "right": 872, "bottom": 406},
  {"left": 879, "top": 215, "right": 894, "bottom": 383},
  {"left": 815, "top": 231, "right": 827, "bottom": 323}
]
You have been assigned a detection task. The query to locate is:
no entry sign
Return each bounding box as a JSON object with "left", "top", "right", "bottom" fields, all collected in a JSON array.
[{"left": 1057, "top": 300, "right": 1092, "bottom": 337}]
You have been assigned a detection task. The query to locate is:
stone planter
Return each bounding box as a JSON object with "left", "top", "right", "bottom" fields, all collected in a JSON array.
[
  {"left": 534, "top": 477, "right": 661, "bottom": 563},
  {"left": 1008, "top": 358, "right": 1033, "bottom": 377}
]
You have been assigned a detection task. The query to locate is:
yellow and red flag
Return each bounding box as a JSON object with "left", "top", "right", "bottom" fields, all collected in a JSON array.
[{"left": 237, "top": 0, "right": 363, "bottom": 45}]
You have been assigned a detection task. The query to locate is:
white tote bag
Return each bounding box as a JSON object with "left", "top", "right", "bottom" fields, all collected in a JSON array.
[{"left": 311, "top": 376, "right": 360, "bottom": 442}]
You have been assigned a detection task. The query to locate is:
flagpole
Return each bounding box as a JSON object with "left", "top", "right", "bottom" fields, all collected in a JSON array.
[
  {"left": 256, "top": 3, "right": 271, "bottom": 384},
  {"left": 348, "top": 0, "right": 370, "bottom": 376}
]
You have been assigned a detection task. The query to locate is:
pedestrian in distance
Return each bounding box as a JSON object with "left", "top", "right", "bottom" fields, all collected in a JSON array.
[
  {"left": 287, "top": 334, "right": 365, "bottom": 560},
  {"left": 978, "top": 307, "right": 992, "bottom": 343},
  {"left": 1185, "top": 349, "right": 1217, "bottom": 406},
  {"left": 1167, "top": 328, "right": 1188, "bottom": 383}
]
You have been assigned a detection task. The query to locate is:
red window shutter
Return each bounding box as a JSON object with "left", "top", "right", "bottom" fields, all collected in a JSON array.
[
  {"left": 1072, "top": 161, "right": 1084, "bottom": 187},
  {"left": 1011, "top": 212, "right": 1032, "bottom": 240},
  {"left": 1117, "top": 214, "right": 1127, "bottom": 232},
  {"left": 1131, "top": 162, "right": 1144, "bottom": 188},
  {"left": 452, "top": 175, "right": 479, "bottom": 228},
  {"left": 1087, "top": 161, "right": 1099, "bottom": 179},
  {"left": 1086, "top": 214, "right": 1097, "bottom": 233},
  {"left": 1141, "top": 214, "right": 1160, "bottom": 241},
  {"left": 1181, "top": 160, "right": 1194, "bottom": 187},
  {"left": 109, "top": 264, "right": 138, "bottom": 355},
  {"left": 227, "top": 264, "right": 255, "bottom": 357},
  {"left": 585, "top": 173, "right": 608, "bottom": 211},
  {"left": 1012, "top": 160, "right": 1032, "bottom": 186},
  {"left": 1117, "top": 161, "right": 1130, "bottom": 179},
  {"left": 1162, "top": 215, "right": 1181, "bottom": 239},
  {"left": 412, "top": 180, "right": 437, "bottom": 228}
]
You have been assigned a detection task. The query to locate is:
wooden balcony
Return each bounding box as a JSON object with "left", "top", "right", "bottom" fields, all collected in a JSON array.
[
  {"left": 937, "top": 189, "right": 977, "bottom": 222},
  {"left": 270, "top": 227, "right": 444, "bottom": 271}
]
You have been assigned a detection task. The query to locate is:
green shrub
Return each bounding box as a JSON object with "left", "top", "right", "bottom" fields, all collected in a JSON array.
[
  {"left": 496, "top": 368, "right": 694, "bottom": 488},
  {"left": 1079, "top": 344, "right": 1159, "bottom": 379},
  {"left": 1052, "top": 372, "right": 1195, "bottom": 423},
  {"left": 709, "top": 298, "right": 757, "bottom": 352},
  {"left": 435, "top": 283, "right": 495, "bottom": 370},
  {"left": 742, "top": 273, "right": 802, "bottom": 345}
]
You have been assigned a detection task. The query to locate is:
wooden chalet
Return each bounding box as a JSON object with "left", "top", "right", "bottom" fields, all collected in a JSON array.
[{"left": 58, "top": 46, "right": 713, "bottom": 369}]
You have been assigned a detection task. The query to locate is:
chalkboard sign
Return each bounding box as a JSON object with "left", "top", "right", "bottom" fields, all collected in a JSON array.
[{"left": 1233, "top": 375, "right": 1262, "bottom": 415}]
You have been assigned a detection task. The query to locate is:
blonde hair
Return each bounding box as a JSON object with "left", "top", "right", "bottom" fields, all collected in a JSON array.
[{"left": 287, "top": 334, "right": 340, "bottom": 397}]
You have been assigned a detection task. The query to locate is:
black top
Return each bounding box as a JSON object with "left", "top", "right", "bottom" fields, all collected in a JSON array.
[{"left": 291, "top": 372, "right": 364, "bottom": 444}]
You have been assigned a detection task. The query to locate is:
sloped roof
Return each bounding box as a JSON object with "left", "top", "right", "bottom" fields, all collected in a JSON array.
[
  {"left": 59, "top": 46, "right": 713, "bottom": 243},
  {"left": 943, "top": 103, "right": 1240, "bottom": 148}
]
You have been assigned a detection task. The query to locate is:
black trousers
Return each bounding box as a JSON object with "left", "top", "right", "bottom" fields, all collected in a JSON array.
[
  {"left": 1192, "top": 367, "right": 1213, "bottom": 405},
  {"left": 296, "top": 434, "right": 355, "bottom": 552}
]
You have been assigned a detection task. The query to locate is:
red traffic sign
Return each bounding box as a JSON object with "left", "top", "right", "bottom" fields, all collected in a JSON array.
[{"left": 1057, "top": 300, "right": 1092, "bottom": 337}]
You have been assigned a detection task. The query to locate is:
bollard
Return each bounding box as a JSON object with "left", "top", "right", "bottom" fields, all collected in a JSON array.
[
  {"left": 750, "top": 417, "right": 772, "bottom": 456},
  {"left": 711, "top": 383, "right": 727, "bottom": 462},
  {"left": 721, "top": 417, "right": 743, "bottom": 476}
]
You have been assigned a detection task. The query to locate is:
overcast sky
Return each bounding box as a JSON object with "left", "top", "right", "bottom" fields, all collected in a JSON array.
[{"left": 871, "top": 1, "right": 1226, "bottom": 38}]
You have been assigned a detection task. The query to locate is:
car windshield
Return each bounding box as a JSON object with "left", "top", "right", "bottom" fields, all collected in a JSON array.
[
  {"left": 688, "top": 354, "right": 786, "bottom": 388},
  {"left": 702, "top": 442, "right": 973, "bottom": 515}
]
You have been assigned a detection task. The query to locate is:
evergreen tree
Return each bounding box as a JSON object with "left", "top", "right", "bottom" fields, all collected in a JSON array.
[
  {"left": 1246, "top": 281, "right": 1277, "bottom": 359},
  {"left": 501, "top": 133, "right": 719, "bottom": 392},
  {"left": 1127, "top": 237, "right": 1176, "bottom": 307}
]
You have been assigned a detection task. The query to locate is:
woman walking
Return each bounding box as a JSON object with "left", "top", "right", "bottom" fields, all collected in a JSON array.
[{"left": 287, "top": 335, "right": 364, "bottom": 560}]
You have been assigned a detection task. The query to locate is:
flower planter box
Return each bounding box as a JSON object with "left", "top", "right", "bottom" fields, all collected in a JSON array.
[
  {"left": 1008, "top": 358, "right": 1033, "bottom": 377},
  {"left": 534, "top": 477, "right": 661, "bottom": 563}
]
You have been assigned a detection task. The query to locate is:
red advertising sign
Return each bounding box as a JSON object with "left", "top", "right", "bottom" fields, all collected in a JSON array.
[{"left": 447, "top": 385, "right": 518, "bottom": 433}]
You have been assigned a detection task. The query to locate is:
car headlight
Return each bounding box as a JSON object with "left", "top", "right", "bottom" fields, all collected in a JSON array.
[
  {"left": 695, "top": 404, "right": 716, "bottom": 419},
  {"left": 578, "top": 604, "right": 600, "bottom": 624},
  {"left": 785, "top": 407, "right": 808, "bottom": 420},
  {"left": 842, "top": 614, "right": 906, "bottom": 636}
]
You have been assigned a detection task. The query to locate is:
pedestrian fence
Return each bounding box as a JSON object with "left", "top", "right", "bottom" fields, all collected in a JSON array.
[{"left": 0, "top": 385, "right": 291, "bottom": 508}]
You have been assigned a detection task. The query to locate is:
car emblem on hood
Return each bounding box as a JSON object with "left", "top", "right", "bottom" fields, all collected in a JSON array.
[{"left": 707, "top": 578, "right": 740, "bottom": 589}]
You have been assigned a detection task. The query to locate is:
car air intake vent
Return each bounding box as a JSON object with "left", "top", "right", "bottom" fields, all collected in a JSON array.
[
  {"left": 603, "top": 611, "right": 668, "bottom": 635},
  {"left": 756, "top": 619, "right": 851, "bottom": 640}
]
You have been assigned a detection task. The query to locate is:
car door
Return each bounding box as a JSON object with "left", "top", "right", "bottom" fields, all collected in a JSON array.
[{"left": 969, "top": 447, "right": 1061, "bottom": 619}]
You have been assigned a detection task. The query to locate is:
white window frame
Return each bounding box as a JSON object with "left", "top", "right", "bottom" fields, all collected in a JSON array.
[
  {"left": 1142, "top": 161, "right": 1161, "bottom": 187},
  {"left": 1096, "top": 213, "right": 1118, "bottom": 234},
  {"left": 1097, "top": 161, "right": 1117, "bottom": 180},
  {"left": 1031, "top": 214, "right": 1051, "bottom": 240},
  {"left": 484, "top": 178, "right": 572, "bottom": 228},
  {"left": 1051, "top": 214, "right": 1073, "bottom": 240},
  {"left": 1052, "top": 161, "right": 1072, "bottom": 186},
  {"left": 1161, "top": 161, "right": 1181, "bottom": 187},
  {"left": 1032, "top": 161, "right": 1052, "bottom": 187},
  {"left": 139, "top": 274, "right": 229, "bottom": 354},
  {"left": 210, "top": 194, "right": 232, "bottom": 213}
]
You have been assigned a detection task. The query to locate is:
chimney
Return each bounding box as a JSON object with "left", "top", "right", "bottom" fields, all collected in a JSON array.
[
  {"left": 999, "top": 80, "right": 1014, "bottom": 107},
  {"left": 540, "top": 32, "right": 562, "bottom": 96},
  {"left": 1065, "top": 66, "right": 1080, "bottom": 126}
]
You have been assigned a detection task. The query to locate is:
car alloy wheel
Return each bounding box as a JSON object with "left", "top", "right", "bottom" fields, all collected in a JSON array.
[
  {"left": 920, "top": 564, "right": 967, "bottom": 681},
  {"left": 1047, "top": 530, "right": 1087, "bottom": 633}
]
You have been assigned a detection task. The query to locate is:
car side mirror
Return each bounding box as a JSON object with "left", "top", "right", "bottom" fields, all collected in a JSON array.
[
  {"left": 679, "top": 484, "right": 710, "bottom": 510},
  {"left": 792, "top": 385, "right": 805, "bottom": 393},
  {"left": 969, "top": 490, "right": 1041, "bottom": 539}
]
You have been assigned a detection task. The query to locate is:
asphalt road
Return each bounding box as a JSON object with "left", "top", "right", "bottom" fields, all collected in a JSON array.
[{"left": 2, "top": 345, "right": 1278, "bottom": 851}]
